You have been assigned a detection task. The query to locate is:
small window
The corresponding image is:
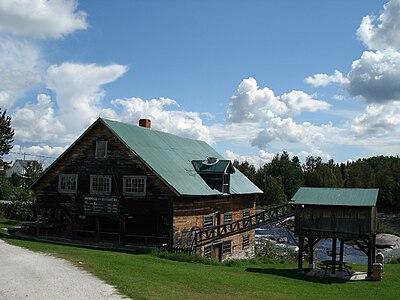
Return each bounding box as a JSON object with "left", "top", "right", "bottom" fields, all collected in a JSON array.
[
  {"left": 222, "top": 174, "right": 230, "bottom": 194},
  {"left": 58, "top": 174, "right": 78, "bottom": 193},
  {"left": 90, "top": 175, "right": 112, "bottom": 195},
  {"left": 95, "top": 141, "right": 108, "bottom": 158},
  {"left": 224, "top": 212, "right": 232, "bottom": 223},
  {"left": 242, "top": 234, "right": 250, "bottom": 250},
  {"left": 222, "top": 240, "right": 232, "bottom": 255},
  {"left": 242, "top": 209, "right": 250, "bottom": 219},
  {"left": 204, "top": 245, "right": 212, "bottom": 258},
  {"left": 123, "top": 176, "right": 146, "bottom": 196},
  {"left": 203, "top": 214, "right": 213, "bottom": 228}
]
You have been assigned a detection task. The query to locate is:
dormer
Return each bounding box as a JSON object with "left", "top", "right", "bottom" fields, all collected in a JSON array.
[{"left": 192, "top": 157, "right": 235, "bottom": 194}]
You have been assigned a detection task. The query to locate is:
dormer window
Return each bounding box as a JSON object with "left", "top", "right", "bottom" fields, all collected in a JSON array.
[
  {"left": 222, "top": 174, "right": 230, "bottom": 194},
  {"left": 192, "top": 158, "right": 235, "bottom": 195}
]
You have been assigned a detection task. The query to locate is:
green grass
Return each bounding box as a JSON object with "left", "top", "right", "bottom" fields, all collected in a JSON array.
[{"left": 1, "top": 225, "right": 400, "bottom": 300}]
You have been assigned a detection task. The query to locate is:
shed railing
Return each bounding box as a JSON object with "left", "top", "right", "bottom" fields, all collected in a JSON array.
[{"left": 193, "top": 204, "right": 294, "bottom": 248}]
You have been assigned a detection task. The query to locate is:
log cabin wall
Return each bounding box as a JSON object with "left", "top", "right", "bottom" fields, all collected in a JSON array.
[
  {"left": 294, "top": 205, "right": 376, "bottom": 239},
  {"left": 173, "top": 194, "right": 256, "bottom": 259}
]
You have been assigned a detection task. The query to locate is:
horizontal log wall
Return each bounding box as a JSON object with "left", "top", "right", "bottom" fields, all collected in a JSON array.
[
  {"left": 172, "top": 195, "right": 256, "bottom": 259},
  {"left": 294, "top": 205, "right": 376, "bottom": 239}
]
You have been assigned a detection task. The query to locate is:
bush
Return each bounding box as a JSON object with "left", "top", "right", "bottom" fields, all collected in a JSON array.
[
  {"left": 5, "top": 188, "right": 36, "bottom": 220},
  {"left": 388, "top": 256, "right": 400, "bottom": 264},
  {"left": 152, "top": 249, "right": 220, "bottom": 266},
  {"left": 255, "top": 239, "right": 279, "bottom": 259}
]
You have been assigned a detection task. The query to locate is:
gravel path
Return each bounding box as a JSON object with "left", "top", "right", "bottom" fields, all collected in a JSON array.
[{"left": 0, "top": 239, "right": 127, "bottom": 300}]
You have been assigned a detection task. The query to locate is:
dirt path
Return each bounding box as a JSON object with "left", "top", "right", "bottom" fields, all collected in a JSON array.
[{"left": 0, "top": 239, "right": 127, "bottom": 300}]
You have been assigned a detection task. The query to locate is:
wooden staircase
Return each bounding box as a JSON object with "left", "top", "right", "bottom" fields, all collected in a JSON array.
[{"left": 193, "top": 204, "right": 294, "bottom": 248}]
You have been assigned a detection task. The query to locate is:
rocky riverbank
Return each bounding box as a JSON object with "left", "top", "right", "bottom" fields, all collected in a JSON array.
[{"left": 376, "top": 233, "right": 400, "bottom": 260}]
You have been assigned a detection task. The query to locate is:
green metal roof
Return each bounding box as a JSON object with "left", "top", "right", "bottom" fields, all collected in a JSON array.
[
  {"left": 290, "top": 187, "right": 379, "bottom": 207},
  {"left": 101, "top": 118, "right": 262, "bottom": 196}
]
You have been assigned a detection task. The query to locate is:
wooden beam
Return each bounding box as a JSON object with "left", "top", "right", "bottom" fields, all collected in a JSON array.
[{"left": 298, "top": 237, "right": 304, "bottom": 272}]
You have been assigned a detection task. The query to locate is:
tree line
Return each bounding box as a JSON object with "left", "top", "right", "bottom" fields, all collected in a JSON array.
[{"left": 234, "top": 152, "right": 400, "bottom": 212}]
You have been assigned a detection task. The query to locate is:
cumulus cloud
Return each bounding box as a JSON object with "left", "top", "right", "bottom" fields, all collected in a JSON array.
[
  {"left": 228, "top": 77, "right": 330, "bottom": 123},
  {"left": 347, "top": 49, "right": 400, "bottom": 103},
  {"left": 224, "top": 149, "right": 275, "bottom": 168},
  {"left": 46, "top": 62, "right": 128, "bottom": 132},
  {"left": 304, "top": 70, "right": 349, "bottom": 87},
  {"left": 0, "top": 0, "right": 87, "bottom": 38},
  {"left": 110, "top": 97, "right": 213, "bottom": 144},
  {"left": 351, "top": 102, "right": 400, "bottom": 137},
  {"left": 12, "top": 93, "right": 67, "bottom": 142},
  {"left": 251, "top": 117, "right": 332, "bottom": 149},
  {"left": 357, "top": 0, "right": 400, "bottom": 51},
  {"left": 0, "top": 37, "right": 42, "bottom": 108}
]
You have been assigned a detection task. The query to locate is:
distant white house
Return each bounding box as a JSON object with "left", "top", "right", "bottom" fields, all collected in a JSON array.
[{"left": 5, "top": 159, "right": 38, "bottom": 178}]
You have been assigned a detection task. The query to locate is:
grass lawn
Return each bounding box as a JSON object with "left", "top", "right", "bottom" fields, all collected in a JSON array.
[{"left": 1, "top": 225, "right": 399, "bottom": 300}]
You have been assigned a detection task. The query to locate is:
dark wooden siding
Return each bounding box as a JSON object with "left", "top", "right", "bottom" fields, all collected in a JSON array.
[
  {"left": 294, "top": 205, "right": 376, "bottom": 239},
  {"left": 33, "top": 121, "right": 174, "bottom": 219}
]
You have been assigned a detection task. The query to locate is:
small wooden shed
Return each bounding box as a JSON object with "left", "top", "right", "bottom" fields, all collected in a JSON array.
[{"left": 291, "top": 187, "right": 379, "bottom": 276}]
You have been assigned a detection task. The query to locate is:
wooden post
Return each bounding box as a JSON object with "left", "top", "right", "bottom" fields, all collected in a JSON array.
[
  {"left": 332, "top": 238, "right": 337, "bottom": 275},
  {"left": 339, "top": 239, "right": 344, "bottom": 263},
  {"left": 308, "top": 238, "right": 314, "bottom": 268},
  {"left": 298, "top": 237, "right": 304, "bottom": 272},
  {"left": 367, "top": 237, "right": 375, "bottom": 276}
]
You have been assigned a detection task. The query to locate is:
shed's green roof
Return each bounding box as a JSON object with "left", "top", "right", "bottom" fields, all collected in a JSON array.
[
  {"left": 101, "top": 118, "right": 262, "bottom": 196},
  {"left": 290, "top": 187, "right": 378, "bottom": 207}
]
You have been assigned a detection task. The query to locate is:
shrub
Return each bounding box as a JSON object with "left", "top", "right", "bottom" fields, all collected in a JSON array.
[
  {"left": 255, "top": 239, "right": 278, "bottom": 259},
  {"left": 152, "top": 249, "right": 220, "bottom": 266},
  {"left": 388, "top": 256, "right": 400, "bottom": 264}
]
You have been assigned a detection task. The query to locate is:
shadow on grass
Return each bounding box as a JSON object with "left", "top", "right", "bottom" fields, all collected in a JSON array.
[
  {"left": 246, "top": 267, "right": 348, "bottom": 284},
  {"left": 0, "top": 228, "right": 149, "bottom": 255}
]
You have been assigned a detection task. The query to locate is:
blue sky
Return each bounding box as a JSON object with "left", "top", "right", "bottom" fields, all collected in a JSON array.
[{"left": 1, "top": 0, "right": 399, "bottom": 168}]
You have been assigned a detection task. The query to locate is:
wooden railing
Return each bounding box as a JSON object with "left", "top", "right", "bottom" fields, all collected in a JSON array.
[{"left": 193, "top": 204, "right": 294, "bottom": 248}]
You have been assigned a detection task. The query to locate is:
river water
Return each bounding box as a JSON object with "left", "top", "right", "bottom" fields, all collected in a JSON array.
[{"left": 255, "top": 213, "right": 400, "bottom": 264}]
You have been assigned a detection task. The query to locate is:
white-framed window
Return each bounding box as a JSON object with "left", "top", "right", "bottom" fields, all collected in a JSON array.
[
  {"left": 224, "top": 212, "right": 232, "bottom": 223},
  {"left": 95, "top": 141, "right": 108, "bottom": 158},
  {"left": 58, "top": 174, "right": 78, "bottom": 193},
  {"left": 242, "top": 234, "right": 250, "bottom": 250},
  {"left": 222, "top": 174, "right": 230, "bottom": 194},
  {"left": 203, "top": 214, "right": 214, "bottom": 228},
  {"left": 222, "top": 240, "right": 232, "bottom": 255},
  {"left": 90, "top": 175, "right": 112, "bottom": 195},
  {"left": 123, "top": 176, "right": 147, "bottom": 196}
]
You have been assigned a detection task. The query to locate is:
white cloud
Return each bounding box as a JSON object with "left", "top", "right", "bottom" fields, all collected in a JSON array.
[
  {"left": 304, "top": 70, "right": 349, "bottom": 87},
  {"left": 0, "top": 37, "right": 42, "bottom": 108},
  {"left": 224, "top": 149, "right": 274, "bottom": 168},
  {"left": 347, "top": 49, "right": 400, "bottom": 103},
  {"left": 111, "top": 97, "right": 213, "bottom": 144},
  {"left": 357, "top": 0, "right": 400, "bottom": 51},
  {"left": 351, "top": 102, "right": 400, "bottom": 137},
  {"left": 0, "top": 0, "right": 87, "bottom": 38},
  {"left": 46, "top": 62, "right": 128, "bottom": 132},
  {"left": 228, "top": 77, "right": 330, "bottom": 123},
  {"left": 12, "top": 93, "right": 67, "bottom": 142},
  {"left": 251, "top": 117, "right": 337, "bottom": 149}
]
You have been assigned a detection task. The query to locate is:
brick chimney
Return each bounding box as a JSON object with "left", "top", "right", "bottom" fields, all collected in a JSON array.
[{"left": 139, "top": 118, "right": 151, "bottom": 128}]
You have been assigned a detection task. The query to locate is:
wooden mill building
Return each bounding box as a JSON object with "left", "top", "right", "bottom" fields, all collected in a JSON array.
[
  {"left": 30, "top": 118, "right": 262, "bottom": 260},
  {"left": 291, "top": 187, "right": 379, "bottom": 276}
]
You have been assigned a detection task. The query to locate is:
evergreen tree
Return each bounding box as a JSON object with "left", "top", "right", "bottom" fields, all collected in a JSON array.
[{"left": 0, "top": 109, "right": 14, "bottom": 169}]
